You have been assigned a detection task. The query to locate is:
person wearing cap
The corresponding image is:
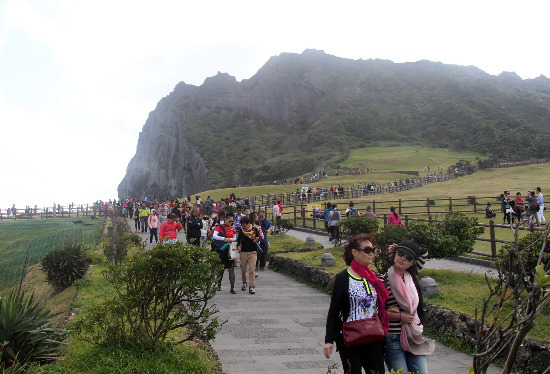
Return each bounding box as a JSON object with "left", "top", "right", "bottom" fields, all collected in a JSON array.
[
  {"left": 382, "top": 240, "right": 434, "bottom": 374},
  {"left": 324, "top": 233, "right": 389, "bottom": 374}
]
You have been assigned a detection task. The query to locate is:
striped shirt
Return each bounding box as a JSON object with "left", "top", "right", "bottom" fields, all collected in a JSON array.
[{"left": 381, "top": 252, "right": 427, "bottom": 334}]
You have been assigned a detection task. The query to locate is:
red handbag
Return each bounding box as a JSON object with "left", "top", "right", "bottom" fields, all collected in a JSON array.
[{"left": 342, "top": 313, "right": 385, "bottom": 347}]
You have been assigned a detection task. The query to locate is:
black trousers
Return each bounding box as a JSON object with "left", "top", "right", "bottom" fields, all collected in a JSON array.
[{"left": 336, "top": 338, "right": 385, "bottom": 374}]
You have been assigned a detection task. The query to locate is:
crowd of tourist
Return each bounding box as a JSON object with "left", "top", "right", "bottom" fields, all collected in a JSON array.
[
  {"left": 493, "top": 187, "right": 547, "bottom": 226},
  {"left": 123, "top": 195, "right": 280, "bottom": 296}
]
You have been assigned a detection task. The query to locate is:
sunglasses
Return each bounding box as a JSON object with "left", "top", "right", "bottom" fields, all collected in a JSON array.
[
  {"left": 356, "top": 246, "right": 376, "bottom": 254},
  {"left": 396, "top": 250, "right": 416, "bottom": 262}
]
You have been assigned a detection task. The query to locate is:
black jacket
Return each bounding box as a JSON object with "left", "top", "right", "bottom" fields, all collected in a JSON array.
[
  {"left": 325, "top": 269, "right": 352, "bottom": 344},
  {"left": 186, "top": 214, "right": 203, "bottom": 237}
]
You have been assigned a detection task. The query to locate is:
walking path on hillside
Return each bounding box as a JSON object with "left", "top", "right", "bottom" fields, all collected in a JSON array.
[{"left": 129, "top": 220, "right": 499, "bottom": 373}]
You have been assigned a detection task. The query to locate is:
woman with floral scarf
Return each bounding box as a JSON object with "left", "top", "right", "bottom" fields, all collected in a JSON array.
[{"left": 382, "top": 240, "right": 434, "bottom": 374}]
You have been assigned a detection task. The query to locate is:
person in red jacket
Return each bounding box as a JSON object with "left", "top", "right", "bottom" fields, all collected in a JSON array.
[{"left": 159, "top": 213, "right": 182, "bottom": 244}]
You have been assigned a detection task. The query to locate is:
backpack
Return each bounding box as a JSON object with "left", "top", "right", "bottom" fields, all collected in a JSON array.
[
  {"left": 211, "top": 224, "right": 228, "bottom": 252},
  {"left": 347, "top": 207, "right": 358, "bottom": 217}
]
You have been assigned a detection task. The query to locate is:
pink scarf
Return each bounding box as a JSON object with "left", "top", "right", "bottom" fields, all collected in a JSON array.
[
  {"left": 350, "top": 260, "right": 390, "bottom": 334},
  {"left": 388, "top": 266, "right": 435, "bottom": 355}
]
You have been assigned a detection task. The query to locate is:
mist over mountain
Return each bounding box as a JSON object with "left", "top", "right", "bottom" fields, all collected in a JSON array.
[{"left": 118, "top": 49, "right": 550, "bottom": 200}]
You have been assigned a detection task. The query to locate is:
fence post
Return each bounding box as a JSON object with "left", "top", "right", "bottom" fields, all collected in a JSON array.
[
  {"left": 473, "top": 196, "right": 477, "bottom": 213},
  {"left": 302, "top": 203, "right": 306, "bottom": 228},
  {"left": 489, "top": 220, "right": 496, "bottom": 258},
  {"left": 398, "top": 199, "right": 402, "bottom": 215},
  {"left": 373, "top": 200, "right": 376, "bottom": 214},
  {"left": 404, "top": 215, "right": 408, "bottom": 226},
  {"left": 426, "top": 198, "right": 431, "bottom": 216},
  {"left": 449, "top": 197, "right": 453, "bottom": 213},
  {"left": 293, "top": 205, "right": 297, "bottom": 227},
  {"left": 383, "top": 214, "right": 388, "bottom": 227}
]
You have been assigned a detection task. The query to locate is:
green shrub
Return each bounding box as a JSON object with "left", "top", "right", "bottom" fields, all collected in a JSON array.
[
  {"left": 341, "top": 215, "right": 379, "bottom": 238},
  {"left": 496, "top": 230, "right": 549, "bottom": 284},
  {"left": 103, "top": 217, "right": 139, "bottom": 266},
  {"left": 0, "top": 291, "right": 68, "bottom": 369},
  {"left": 40, "top": 243, "right": 89, "bottom": 290},
  {"left": 75, "top": 241, "right": 222, "bottom": 351},
  {"left": 374, "top": 214, "right": 483, "bottom": 274},
  {"left": 273, "top": 219, "right": 294, "bottom": 234}
]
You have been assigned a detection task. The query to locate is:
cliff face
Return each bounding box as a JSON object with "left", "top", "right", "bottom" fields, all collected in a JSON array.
[
  {"left": 118, "top": 92, "right": 209, "bottom": 200},
  {"left": 118, "top": 50, "right": 550, "bottom": 200}
]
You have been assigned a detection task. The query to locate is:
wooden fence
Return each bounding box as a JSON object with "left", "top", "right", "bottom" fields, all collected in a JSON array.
[
  {"left": 0, "top": 204, "right": 108, "bottom": 220},
  {"left": 245, "top": 196, "right": 540, "bottom": 260}
]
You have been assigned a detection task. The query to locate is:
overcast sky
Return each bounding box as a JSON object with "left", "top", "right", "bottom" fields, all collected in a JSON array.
[{"left": 1, "top": 0, "right": 549, "bottom": 210}]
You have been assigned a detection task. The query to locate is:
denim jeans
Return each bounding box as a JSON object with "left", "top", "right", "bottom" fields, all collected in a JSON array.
[{"left": 385, "top": 334, "right": 428, "bottom": 374}]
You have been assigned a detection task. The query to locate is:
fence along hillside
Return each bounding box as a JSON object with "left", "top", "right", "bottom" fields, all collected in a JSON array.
[{"left": 0, "top": 203, "right": 109, "bottom": 220}]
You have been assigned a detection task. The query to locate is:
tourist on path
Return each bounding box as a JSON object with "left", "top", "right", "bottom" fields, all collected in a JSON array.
[
  {"left": 381, "top": 240, "right": 434, "bottom": 374},
  {"left": 212, "top": 212, "right": 238, "bottom": 294},
  {"left": 159, "top": 213, "right": 182, "bottom": 244},
  {"left": 133, "top": 204, "right": 140, "bottom": 232},
  {"left": 257, "top": 210, "right": 271, "bottom": 271},
  {"left": 526, "top": 191, "right": 540, "bottom": 226},
  {"left": 148, "top": 209, "right": 159, "bottom": 244},
  {"left": 158, "top": 201, "right": 170, "bottom": 227},
  {"left": 186, "top": 206, "right": 203, "bottom": 246},
  {"left": 139, "top": 203, "right": 150, "bottom": 233},
  {"left": 324, "top": 203, "right": 333, "bottom": 239},
  {"left": 324, "top": 233, "right": 389, "bottom": 374},
  {"left": 237, "top": 216, "right": 262, "bottom": 295}
]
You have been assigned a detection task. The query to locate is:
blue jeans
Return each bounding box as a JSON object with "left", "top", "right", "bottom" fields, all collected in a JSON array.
[{"left": 385, "top": 334, "right": 428, "bottom": 374}]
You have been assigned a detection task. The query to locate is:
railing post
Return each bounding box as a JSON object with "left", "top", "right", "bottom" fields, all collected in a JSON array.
[
  {"left": 398, "top": 199, "right": 402, "bottom": 215},
  {"left": 489, "top": 220, "right": 496, "bottom": 258},
  {"left": 383, "top": 214, "right": 388, "bottom": 227},
  {"left": 449, "top": 197, "right": 453, "bottom": 213},
  {"left": 426, "top": 198, "right": 431, "bottom": 216},
  {"left": 293, "top": 205, "right": 297, "bottom": 227},
  {"left": 373, "top": 200, "right": 376, "bottom": 214},
  {"left": 473, "top": 196, "right": 477, "bottom": 214}
]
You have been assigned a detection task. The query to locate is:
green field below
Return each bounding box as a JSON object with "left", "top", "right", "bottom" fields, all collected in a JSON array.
[{"left": 0, "top": 218, "right": 104, "bottom": 292}]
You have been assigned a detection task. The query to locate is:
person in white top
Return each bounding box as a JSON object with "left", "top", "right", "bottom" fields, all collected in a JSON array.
[{"left": 536, "top": 187, "right": 546, "bottom": 225}]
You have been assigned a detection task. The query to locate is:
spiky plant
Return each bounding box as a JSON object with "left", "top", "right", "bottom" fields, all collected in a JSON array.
[
  {"left": 0, "top": 291, "right": 68, "bottom": 368},
  {"left": 40, "top": 243, "right": 89, "bottom": 290}
]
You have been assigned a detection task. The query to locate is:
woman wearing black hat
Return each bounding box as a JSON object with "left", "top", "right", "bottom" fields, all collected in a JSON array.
[
  {"left": 323, "top": 233, "right": 390, "bottom": 374},
  {"left": 382, "top": 240, "right": 434, "bottom": 374}
]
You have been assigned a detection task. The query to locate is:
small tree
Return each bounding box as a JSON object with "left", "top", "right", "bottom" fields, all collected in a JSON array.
[
  {"left": 273, "top": 219, "right": 294, "bottom": 235},
  {"left": 472, "top": 225, "right": 550, "bottom": 374},
  {"left": 76, "top": 241, "right": 222, "bottom": 351}
]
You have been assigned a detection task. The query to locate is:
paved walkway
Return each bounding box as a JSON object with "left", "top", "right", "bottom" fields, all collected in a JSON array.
[{"left": 129, "top": 220, "right": 499, "bottom": 373}]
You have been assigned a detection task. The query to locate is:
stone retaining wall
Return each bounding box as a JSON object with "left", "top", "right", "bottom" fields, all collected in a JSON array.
[{"left": 269, "top": 253, "right": 549, "bottom": 373}]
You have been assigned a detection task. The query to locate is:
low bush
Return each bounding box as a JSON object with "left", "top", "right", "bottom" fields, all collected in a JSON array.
[
  {"left": 40, "top": 243, "right": 89, "bottom": 290},
  {"left": 273, "top": 219, "right": 294, "bottom": 234},
  {"left": 341, "top": 215, "right": 379, "bottom": 238},
  {"left": 75, "top": 241, "right": 222, "bottom": 351},
  {"left": 0, "top": 290, "right": 68, "bottom": 369}
]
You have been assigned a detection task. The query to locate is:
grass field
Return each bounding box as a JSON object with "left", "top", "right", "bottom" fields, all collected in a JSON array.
[
  {"left": 339, "top": 146, "right": 480, "bottom": 171},
  {"left": 0, "top": 218, "right": 104, "bottom": 292}
]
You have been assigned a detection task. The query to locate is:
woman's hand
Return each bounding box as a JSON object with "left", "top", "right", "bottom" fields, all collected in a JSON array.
[
  {"left": 400, "top": 312, "right": 415, "bottom": 324},
  {"left": 388, "top": 243, "right": 398, "bottom": 255},
  {"left": 323, "top": 343, "right": 333, "bottom": 359},
  {"left": 224, "top": 238, "right": 232, "bottom": 243},
  {"left": 237, "top": 245, "right": 242, "bottom": 252}
]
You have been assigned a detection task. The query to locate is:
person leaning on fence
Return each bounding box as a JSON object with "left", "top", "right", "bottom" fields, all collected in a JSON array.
[
  {"left": 485, "top": 203, "right": 496, "bottom": 219},
  {"left": 324, "top": 203, "right": 333, "bottom": 239},
  {"left": 388, "top": 207, "right": 405, "bottom": 227},
  {"left": 328, "top": 205, "right": 342, "bottom": 243}
]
